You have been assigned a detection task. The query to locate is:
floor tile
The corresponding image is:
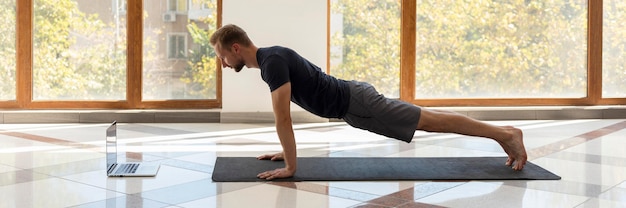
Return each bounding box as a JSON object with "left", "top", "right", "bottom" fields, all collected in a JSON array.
[
  {"left": 69, "top": 195, "right": 172, "bottom": 208},
  {"left": 416, "top": 182, "right": 589, "bottom": 208},
  {"left": 177, "top": 183, "right": 363, "bottom": 208},
  {"left": 532, "top": 157, "right": 626, "bottom": 187},
  {"left": 0, "top": 177, "right": 123, "bottom": 207},
  {"left": 575, "top": 198, "right": 626, "bottom": 208}
]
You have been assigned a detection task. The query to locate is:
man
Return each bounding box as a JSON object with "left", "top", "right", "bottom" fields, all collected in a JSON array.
[{"left": 210, "top": 24, "right": 527, "bottom": 180}]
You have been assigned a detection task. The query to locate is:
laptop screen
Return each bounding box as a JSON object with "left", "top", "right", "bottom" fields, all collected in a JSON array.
[{"left": 106, "top": 121, "right": 118, "bottom": 171}]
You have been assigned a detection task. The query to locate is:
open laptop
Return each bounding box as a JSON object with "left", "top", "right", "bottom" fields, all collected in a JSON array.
[{"left": 106, "top": 121, "right": 160, "bottom": 177}]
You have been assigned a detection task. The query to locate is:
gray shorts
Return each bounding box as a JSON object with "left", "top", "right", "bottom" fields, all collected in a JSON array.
[{"left": 343, "top": 81, "right": 421, "bottom": 143}]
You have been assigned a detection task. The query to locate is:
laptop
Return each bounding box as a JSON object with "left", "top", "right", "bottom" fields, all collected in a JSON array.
[{"left": 106, "top": 121, "right": 160, "bottom": 177}]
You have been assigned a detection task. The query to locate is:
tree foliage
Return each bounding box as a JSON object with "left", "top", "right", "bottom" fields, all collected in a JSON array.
[
  {"left": 331, "top": 0, "right": 401, "bottom": 97},
  {"left": 603, "top": 0, "right": 626, "bottom": 97},
  {"left": 330, "top": 0, "right": 625, "bottom": 99},
  {"left": 415, "top": 0, "right": 587, "bottom": 98},
  {"left": 0, "top": 0, "right": 16, "bottom": 100},
  {"left": 33, "top": 0, "right": 126, "bottom": 100},
  {"left": 180, "top": 0, "right": 218, "bottom": 99},
  {"left": 142, "top": 0, "right": 218, "bottom": 100},
  {"left": 1, "top": 1, "right": 624, "bottom": 102}
]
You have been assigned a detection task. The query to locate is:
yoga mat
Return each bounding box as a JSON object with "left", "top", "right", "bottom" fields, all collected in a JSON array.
[{"left": 211, "top": 157, "right": 560, "bottom": 182}]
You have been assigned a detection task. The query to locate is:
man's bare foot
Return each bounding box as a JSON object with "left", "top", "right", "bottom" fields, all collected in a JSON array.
[{"left": 496, "top": 126, "right": 527, "bottom": 171}]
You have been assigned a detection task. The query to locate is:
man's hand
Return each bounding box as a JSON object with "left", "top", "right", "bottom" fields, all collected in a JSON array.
[
  {"left": 257, "top": 152, "right": 284, "bottom": 161},
  {"left": 257, "top": 167, "right": 295, "bottom": 180}
]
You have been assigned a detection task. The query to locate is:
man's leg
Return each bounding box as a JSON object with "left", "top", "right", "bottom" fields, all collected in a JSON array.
[{"left": 416, "top": 108, "right": 527, "bottom": 170}]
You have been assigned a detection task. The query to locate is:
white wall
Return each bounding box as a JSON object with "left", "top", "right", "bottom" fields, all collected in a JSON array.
[{"left": 221, "top": 0, "right": 328, "bottom": 122}]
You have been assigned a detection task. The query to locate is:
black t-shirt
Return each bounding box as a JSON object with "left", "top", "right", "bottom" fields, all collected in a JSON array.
[{"left": 257, "top": 46, "right": 350, "bottom": 118}]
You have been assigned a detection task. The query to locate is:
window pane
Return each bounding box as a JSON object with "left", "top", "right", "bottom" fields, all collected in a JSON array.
[
  {"left": 603, "top": 0, "right": 626, "bottom": 98},
  {"left": 415, "top": 1, "right": 587, "bottom": 98},
  {"left": 143, "top": 0, "right": 218, "bottom": 100},
  {"left": 168, "top": 35, "right": 177, "bottom": 59},
  {"left": 168, "top": 0, "right": 177, "bottom": 11},
  {"left": 33, "top": 0, "right": 127, "bottom": 100},
  {"left": 330, "top": 0, "right": 401, "bottom": 98},
  {"left": 177, "top": 35, "right": 186, "bottom": 58},
  {"left": 0, "top": 0, "right": 16, "bottom": 100}
]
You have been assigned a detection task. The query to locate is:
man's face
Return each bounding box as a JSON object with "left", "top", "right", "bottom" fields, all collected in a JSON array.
[{"left": 215, "top": 43, "right": 245, "bottom": 72}]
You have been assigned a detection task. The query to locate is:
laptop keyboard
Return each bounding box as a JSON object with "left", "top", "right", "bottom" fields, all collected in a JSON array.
[{"left": 115, "top": 163, "right": 139, "bottom": 174}]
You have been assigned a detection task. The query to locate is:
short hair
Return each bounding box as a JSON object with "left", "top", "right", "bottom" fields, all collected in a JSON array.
[{"left": 210, "top": 24, "right": 253, "bottom": 50}]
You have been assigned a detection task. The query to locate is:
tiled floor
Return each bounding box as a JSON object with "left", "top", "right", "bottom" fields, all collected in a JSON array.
[{"left": 1, "top": 120, "right": 625, "bottom": 207}]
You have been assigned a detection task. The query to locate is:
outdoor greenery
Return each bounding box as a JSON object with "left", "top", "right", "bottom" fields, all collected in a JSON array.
[
  {"left": 330, "top": 0, "right": 401, "bottom": 97},
  {"left": 0, "top": 0, "right": 16, "bottom": 100},
  {"left": 603, "top": 0, "right": 626, "bottom": 97},
  {"left": 33, "top": 0, "right": 127, "bottom": 100},
  {"left": 331, "top": 0, "right": 625, "bottom": 99},
  {"left": 140, "top": 0, "right": 218, "bottom": 100},
  {"left": 180, "top": 0, "right": 218, "bottom": 99},
  {"left": 0, "top": 0, "right": 623, "bottom": 103},
  {"left": 415, "top": 0, "right": 587, "bottom": 98},
  {"left": 1, "top": 0, "right": 217, "bottom": 101}
]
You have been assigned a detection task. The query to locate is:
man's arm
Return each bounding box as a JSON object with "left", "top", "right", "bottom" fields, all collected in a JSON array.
[{"left": 257, "top": 82, "right": 297, "bottom": 180}]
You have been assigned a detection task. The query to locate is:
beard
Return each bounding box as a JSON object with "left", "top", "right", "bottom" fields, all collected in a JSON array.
[{"left": 233, "top": 62, "right": 245, "bottom": 72}]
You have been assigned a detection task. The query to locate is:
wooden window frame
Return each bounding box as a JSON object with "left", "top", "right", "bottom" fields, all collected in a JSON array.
[
  {"left": 3, "top": 0, "right": 222, "bottom": 109},
  {"left": 328, "top": 0, "right": 625, "bottom": 107},
  {"left": 400, "top": 0, "right": 626, "bottom": 106},
  {"left": 6, "top": 1, "right": 625, "bottom": 109}
]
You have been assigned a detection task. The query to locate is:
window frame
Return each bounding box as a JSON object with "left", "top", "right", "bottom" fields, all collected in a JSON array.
[
  {"left": 113, "top": 0, "right": 127, "bottom": 15},
  {"left": 363, "top": 0, "right": 623, "bottom": 106},
  {"left": 397, "top": 0, "right": 626, "bottom": 106}
]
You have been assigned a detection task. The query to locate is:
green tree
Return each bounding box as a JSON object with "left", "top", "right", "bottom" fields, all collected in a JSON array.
[
  {"left": 331, "top": 0, "right": 401, "bottom": 97},
  {"left": 181, "top": 0, "right": 218, "bottom": 99},
  {"left": 332, "top": 0, "right": 590, "bottom": 99},
  {"left": 415, "top": 0, "right": 587, "bottom": 98},
  {"left": 33, "top": 0, "right": 126, "bottom": 100}
]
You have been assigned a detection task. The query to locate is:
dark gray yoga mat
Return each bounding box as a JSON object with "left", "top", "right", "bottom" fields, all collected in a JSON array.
[{"left": 211, "top": 157, "right": 561, "bottom": 182}]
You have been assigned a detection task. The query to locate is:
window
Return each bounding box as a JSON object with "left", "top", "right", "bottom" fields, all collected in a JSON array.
[
  {"left": 0, "top": 0, "right": 16, "bottom": 101},
  {"left": 0, "top": 0, "right": 220, "bottom": 109},
  {"left": 168, "top": 0, "right": 188, "bottom": 13},
  {"left": 168, "top": 34, "right": 187, "bottom": 59},
  {"left": 394, "top": 0, "right": 622, "bottom": 106}
]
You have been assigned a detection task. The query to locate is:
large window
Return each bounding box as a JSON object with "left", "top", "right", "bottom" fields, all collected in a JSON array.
[
  {"left": 0, "top": 0, "right": 16, "bottom": 101},
  {"left": 395, "top": 0, "right": 623, "bottom": 106},
  {"left": 1, "top": 0, "right": 220, "bottom": 109}
]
